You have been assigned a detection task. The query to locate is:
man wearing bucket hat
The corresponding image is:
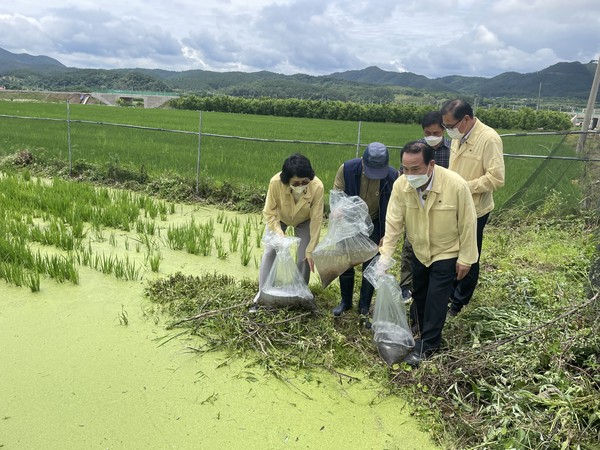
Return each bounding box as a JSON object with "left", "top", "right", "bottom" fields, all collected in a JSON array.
[{"left": 331, "top": 142, "right": 398, "bottom": 326}]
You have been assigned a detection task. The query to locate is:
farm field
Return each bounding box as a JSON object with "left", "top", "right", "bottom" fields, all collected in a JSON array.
[{"left": 0, "top": 101, "right": 585, "bottom": 210}]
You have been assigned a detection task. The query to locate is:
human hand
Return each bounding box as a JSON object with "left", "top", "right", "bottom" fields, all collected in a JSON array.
[
  {"left": 455, "top": 262, "right": 471, "bottom": 280},
  {"left": 306, "top": 257, "right": 315, "bottom": 272}
]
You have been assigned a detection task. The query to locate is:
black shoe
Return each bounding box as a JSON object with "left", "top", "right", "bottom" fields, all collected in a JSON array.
[
  {"left": 332, "top": 302, "right": 352, "bottom": 317},
  {"left": 358, "top": 308, "right": 372, "bottom": 329},
  {"left": 403, "top": 350, "right": 422, "bottom": 367},
  {"left": 447, "top": 308, "right": 459, "bottom": 318}
]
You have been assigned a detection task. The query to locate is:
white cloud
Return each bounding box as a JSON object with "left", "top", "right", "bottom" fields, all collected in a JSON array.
[{"left": 0, "top": 0, "right": 599, "bottom": 77}]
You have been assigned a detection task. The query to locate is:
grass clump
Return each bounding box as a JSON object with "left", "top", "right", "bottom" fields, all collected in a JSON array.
[
  {"left": 144, "top": 272, "right": 383, "bottom": 378},
  {"left": 388, "top": 202, "right": 599, "bottom": 449}
]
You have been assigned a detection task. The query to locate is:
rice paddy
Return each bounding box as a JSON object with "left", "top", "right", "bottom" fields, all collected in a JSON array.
[{"left": 0, "top": 171, "right": 265, "bottom": 291}]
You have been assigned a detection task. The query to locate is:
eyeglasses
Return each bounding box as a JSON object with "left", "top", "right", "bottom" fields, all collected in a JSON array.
[
  {"left": 290, "top": 179, "right": 310, "bottom": 187},
  {"left": 442, "top": 116, "right": 464, "bottom": 131}
]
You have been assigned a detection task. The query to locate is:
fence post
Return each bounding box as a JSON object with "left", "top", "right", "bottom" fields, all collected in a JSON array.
[
  {"left": 355, "top": 120, "right": 362, "bottom": 158},
  {"left": 196, "top": 111, "right": 203, "bottom": 194},
  {"left": 577, "top": 57, "right": 600, "bottom": 153},
  {"left": 67, "top": 99, "right": 72, "bottom": 177}
]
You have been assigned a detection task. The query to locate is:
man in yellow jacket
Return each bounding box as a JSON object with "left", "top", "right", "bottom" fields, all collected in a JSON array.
[
  {"left": 379, "top": 141, "right": 477, "bottom": 366},
  {"left": 441, "top": 99, "right": 505, "bottom": 317}
]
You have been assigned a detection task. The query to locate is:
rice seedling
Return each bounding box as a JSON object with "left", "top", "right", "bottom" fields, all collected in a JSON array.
[
  {"left": 216, "top": 210, "right": 226, "bottom": 224},
  {"left": 109, "top": 232, "right": 117, "bottom": 247},
  {"left": 97, "top": 253, "right": 116, "bottom": 275},
  {"left": 135, "top": 219, "right": 145, "bottom": 234},
  {"left": 27, "top": 271, "right": 40, "bottom": 293},
  {"left": 148, "top": 250, "right": 161, "bottom": 272},
  {"left": 222, "top": 216, "right": 230, "bottom": 232},
  {"left": 169, "top": 203, "right": 176, "bottom": 214},
  {"left": 251, "top": 216, "right": 264, "bottom": 248},
  {"left": 145, "top": 199, "right": 159, "bottom": 219},
  {"left": 228, "top": 217, "right": 240, "bottom": 253},
  {"left": 158, "top": 202, "right": 168, "bottom": 221},
  {"left": 124, "top": 236, "right": 130, "bottom": 250},
  {"left": 214, "top": 236, "right": 227, "bottom": 259},
  {"left": 239, "top": 232, "right": 253, "bottom": 267},
  {"left": 113, "top": 259, "right": 126, "bottom": 279},
  {"left": 118, "top": 305, "right": 129, "bottom": 326},
  {"left": 198, "top": 219, "right": 214, "bottom": 257},
  {"left": 71, "top": 218, "right": 85, "bottom": 240},
  {"left": 145, "top": 220, "right": 156, "bottom": 236}
]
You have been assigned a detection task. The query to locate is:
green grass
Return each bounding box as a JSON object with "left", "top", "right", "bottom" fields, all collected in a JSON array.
[{"left": 0, "top": 101, "right": 585, "bottom": 210}]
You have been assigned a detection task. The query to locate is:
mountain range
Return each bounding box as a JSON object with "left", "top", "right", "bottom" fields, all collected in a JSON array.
[{"left": 0, "top": 47, "right": 597, "bottom": 101}]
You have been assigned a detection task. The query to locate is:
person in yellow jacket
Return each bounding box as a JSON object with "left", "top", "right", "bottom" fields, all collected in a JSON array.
[
  {"left": 379, "top": 141, "right": 478, "bottom": 367},
  {"left": 251, "top": 153, "right": 324, "bottom": 309},
  {"left": 441, "top": 99, "right": 505, "bottom": 317}
]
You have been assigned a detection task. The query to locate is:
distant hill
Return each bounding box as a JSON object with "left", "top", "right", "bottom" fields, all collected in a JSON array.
[
  {"left": 0, "top": 47, "right": 597, "bottom": 101},
  {"left": 0, "top": 47, "right": 65, "bottom": 72},
  {"left": 328, "top": 62, "right": 598, "bottom": 99}
]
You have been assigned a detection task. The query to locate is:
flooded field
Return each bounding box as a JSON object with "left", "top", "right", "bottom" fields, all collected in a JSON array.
[{"left": 0, "top": 197, "right": 437, "bottom": 449}]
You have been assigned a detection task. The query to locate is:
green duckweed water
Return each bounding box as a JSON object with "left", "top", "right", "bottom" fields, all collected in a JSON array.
[{"left": 0, "top": 203, "right": 438, "bottom": 450}]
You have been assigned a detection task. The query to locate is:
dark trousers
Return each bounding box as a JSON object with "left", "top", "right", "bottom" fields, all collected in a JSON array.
[
  {"left": 338, "top": 218, "right": 381, "bottom": 312},
  {"left": 450, "top": 213, "right": 489, "bottom": 313},
  {"left": 410, "top": 256, "right": 457, "bottom": 353}
]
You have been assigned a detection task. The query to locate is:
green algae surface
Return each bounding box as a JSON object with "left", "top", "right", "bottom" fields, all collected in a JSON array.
[{"left": 0, "top": 202, "right": 439, "bottom": 450}]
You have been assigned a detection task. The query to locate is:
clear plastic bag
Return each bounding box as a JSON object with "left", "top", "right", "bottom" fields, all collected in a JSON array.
[
  {"left": 312, "top": 190, "right": 379, "bottom": 288},
  {"left": 257, "top": 228, "right": 316, "bottom": 310},
  {"left": 363, "top": 255, "right": 395, "bottom": 290},
  {"left": 371, "top": 274, "right": 415, "bottom": 366}
]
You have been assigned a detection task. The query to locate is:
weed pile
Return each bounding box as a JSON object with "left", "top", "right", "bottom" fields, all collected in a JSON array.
[{"left": 144, "top": 272, "right": 383, "bottom": 379}]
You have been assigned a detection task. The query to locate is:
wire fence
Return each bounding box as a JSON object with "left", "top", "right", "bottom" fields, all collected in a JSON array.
[{"left": 2, "top": 111, "right": 599, "bottom": 190}]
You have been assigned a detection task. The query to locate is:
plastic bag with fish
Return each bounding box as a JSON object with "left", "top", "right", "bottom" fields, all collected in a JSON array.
[
  {"left": 256, "top": 229, "right": 316, "bottom": 310},
  {"left": 312, "top": 190, "right": 378, "bottom": 288},
  {"left": 371, "top": 273, "right": 414, "bottom": 366}
]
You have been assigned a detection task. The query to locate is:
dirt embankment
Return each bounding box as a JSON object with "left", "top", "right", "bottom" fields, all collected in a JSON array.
[{"left": 0, "top": 89, "right": 100, "bottom": 104}]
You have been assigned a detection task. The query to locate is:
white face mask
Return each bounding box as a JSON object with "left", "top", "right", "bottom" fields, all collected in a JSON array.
[
  {"left": 424, "top": 135, "right": 443, "bottom": 146},
  {"left": 291, "top": 185, "right": 307, "bottom": 195},
  {"left": 446, "top": 128, "right": 464, "bottom": 140},
  {"left": 405, "top": 167, "right": 432, "bottom": 190}
]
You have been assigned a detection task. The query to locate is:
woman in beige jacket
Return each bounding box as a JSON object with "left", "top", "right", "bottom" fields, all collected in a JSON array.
[{"left": 255, "top": 153, "right": 324, "bottom": 303}]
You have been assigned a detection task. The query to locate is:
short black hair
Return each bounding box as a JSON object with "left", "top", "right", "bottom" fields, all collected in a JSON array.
[
  {"left": 421, "top": 110, "right": 444, "bottom": 129},
  {"left": 280, "top": 153, "right": 315, "bottom": 184},
  {"left": 400, "top": 141, "right": 435, "bottom": 165},
  {"left": 440, "top": 99, "right": 473, "bottom": 121}
]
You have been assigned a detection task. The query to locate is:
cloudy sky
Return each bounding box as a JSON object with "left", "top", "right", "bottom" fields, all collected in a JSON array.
[{"left": 1, "top": 0, "right": 599, "bottom": 79}]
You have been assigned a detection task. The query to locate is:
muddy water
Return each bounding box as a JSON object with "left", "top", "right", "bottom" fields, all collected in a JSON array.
[{"left": 0, "top": 204, "right": 438, "bottom": 449}]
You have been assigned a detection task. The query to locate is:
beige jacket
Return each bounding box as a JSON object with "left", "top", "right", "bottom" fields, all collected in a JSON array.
[
  {"left": 449, "top": 118, "right": 505, "bottom": 217},
  {"left": 263, "top": 173, "right": 324, "bottom": 257},
  {"left": 380, "top": 166, "right": 478, "bottom": 267}
]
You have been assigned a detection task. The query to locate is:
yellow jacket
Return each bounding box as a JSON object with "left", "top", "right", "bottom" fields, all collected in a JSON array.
[
  {"left": 449, "top": 118, "right": 505, "bottom": 218},
  {"left": 380, "top": 166, "right": 478, "bottom": 267},
  {"left": 263, "top": 173, "right": 324, "bottom": 257}
]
